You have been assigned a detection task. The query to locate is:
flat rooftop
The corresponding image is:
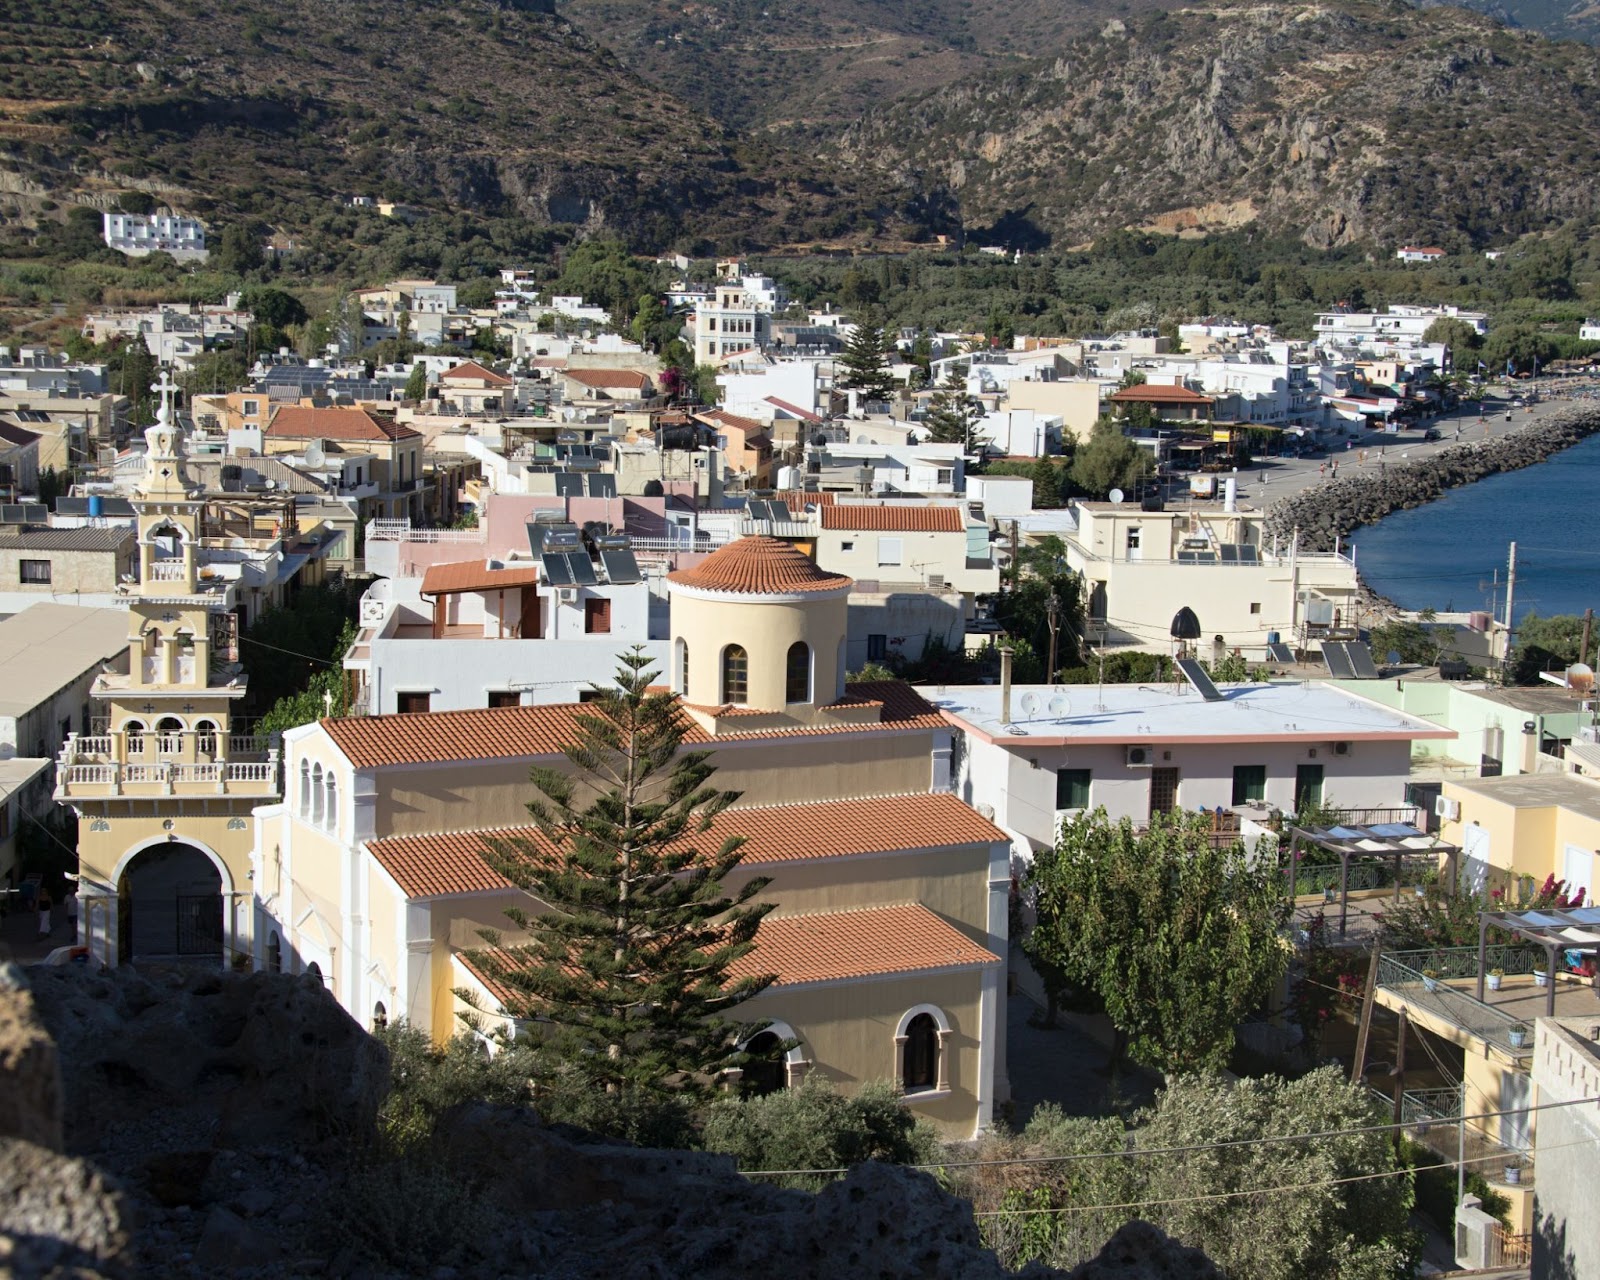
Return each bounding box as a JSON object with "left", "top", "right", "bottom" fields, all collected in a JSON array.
[
  {"left": 0, "top": 603, "right": 128, "bottom": 718},
  {"left": 930, "top": 680, "right": 1456, "bottom": 746},
  {"left": 1445, "top": 771, "right": 1600, "bottom": 820}
]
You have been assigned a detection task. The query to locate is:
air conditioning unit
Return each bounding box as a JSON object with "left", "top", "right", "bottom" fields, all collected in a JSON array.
[
  {"left": 1332, "top": 741, "right": 1352, "bottom": 757},
  {"left": 1125, "top": 745, "right": 1154, "bottom": 768},
  {"left": 1435, "top": 795, "right": 1461, "bottom": 821}
]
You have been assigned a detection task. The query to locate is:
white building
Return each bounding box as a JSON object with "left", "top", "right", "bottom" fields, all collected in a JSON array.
[
  {"left": 101, "top": 213, "right": 208, "bottom": 261},
  {"left": 1395, "top": 246, "right": 1446, "bottom": 264},
  {"left": 693, "top": 283, "right": 774, "bottom": 366},
  {"left": 1313, "top": 305, "right": 1487, "bottom": 351},
  {"left": 935, "top": 679, "right": 1452, "bottom": 856}
]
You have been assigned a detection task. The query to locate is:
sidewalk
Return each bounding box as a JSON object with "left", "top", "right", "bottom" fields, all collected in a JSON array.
[{"left": 0, "top": 896, "right": 78, "bottom": 963}]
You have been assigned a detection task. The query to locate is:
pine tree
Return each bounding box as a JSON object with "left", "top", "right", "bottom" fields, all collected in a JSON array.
[
  {"left": 465, "top": 649, "right": 777, "bottom": 1096},
  {"left": 922, "top": 367, "right": 986, "bottom": 452},
  {"left": 403, "top": 362, "right": 428, "bottom": 402},
  {"left": 836, "top": 321, "right": 896, "bottom": 404}
]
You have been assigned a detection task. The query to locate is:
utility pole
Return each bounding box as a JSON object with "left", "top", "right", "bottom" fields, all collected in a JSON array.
[
  {"left": 1503, "top": 541, "right": 1518, "bottom": 680},
  {"left": 1582, "top": 607, "right": 1595, "bottom": 670},
  {"left": 1046, "top": 593, "right": 1060, "bottom": 685}
]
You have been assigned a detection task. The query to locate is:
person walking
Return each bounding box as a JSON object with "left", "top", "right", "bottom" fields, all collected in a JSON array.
[{"left": 37, "top": 887, "right": 52, "bottom": 939}]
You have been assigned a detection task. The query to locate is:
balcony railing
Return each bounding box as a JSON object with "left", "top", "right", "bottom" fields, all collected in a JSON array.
[
  {"left": 1376, "top": 951, "right": 1531, "bottom": 1058},
  {"left": 58, "top": 757, "right": 280, "bottom": 796},
  {"left": 148, "top": 561, "right": 189, "bottom": 582}
]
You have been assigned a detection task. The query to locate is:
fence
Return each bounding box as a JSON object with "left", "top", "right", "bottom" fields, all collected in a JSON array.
[
  {"left": 1489, "top": 1225, "right": 1532, "bottom": 1267},
  {"left": 1376, "top": 951, "right": 1532, "bottom": 1058}
]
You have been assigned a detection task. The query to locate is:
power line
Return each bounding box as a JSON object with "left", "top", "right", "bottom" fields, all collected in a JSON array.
[{"left": 741, "top": 1093, "right": 1600, "bottom": 1179}]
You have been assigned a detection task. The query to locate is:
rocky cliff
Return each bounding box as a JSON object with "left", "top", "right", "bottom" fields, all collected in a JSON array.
[{"left": 0, "top": 962, "right": 1219, "bottom": 1280}]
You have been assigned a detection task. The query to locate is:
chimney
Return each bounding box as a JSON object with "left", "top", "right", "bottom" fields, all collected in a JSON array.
[{"left": 1000, "top": 644, "right": 1013, "bottom": 725}]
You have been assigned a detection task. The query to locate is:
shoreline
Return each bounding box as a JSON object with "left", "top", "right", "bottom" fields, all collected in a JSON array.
[{"left": 1263, "top": 406, "right": 1600, "bottom": 622}]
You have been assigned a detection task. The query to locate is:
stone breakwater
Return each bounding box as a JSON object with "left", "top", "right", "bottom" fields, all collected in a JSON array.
[{"left": 1263, "top": 406, "right": 1600, "bottom": 554}]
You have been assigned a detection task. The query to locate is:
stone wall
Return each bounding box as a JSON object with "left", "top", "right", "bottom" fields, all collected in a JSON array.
[{"left": 1263, "top": 408, "right": 1600, "bottom": 554}]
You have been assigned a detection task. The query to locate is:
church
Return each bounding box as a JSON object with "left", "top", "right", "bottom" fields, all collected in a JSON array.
[{"left": 255, "top": 536, "right": 1011, "bottom": 1137}]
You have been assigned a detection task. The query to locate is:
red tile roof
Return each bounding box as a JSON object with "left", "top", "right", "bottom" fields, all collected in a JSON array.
[
  {"left": 1109, "top": 385, "right": 1213, "bottom": 404},
  {"left": 322, "top": 679, "right": 942, "bottom": 768},
  {"left": 726, "top": 905, "right": 1000, "bottom": 988},
  {"left": 765, "top": 396, "right": 821, "bottom": 424},
  {"left": 819, "top": 505, "right": 965, "bottom": 533},
  {"left": 667, "top": 536, "right": 851, "bottom": 596},
  {"left": 267, "top": 406, "right": 422, "bottom": 442},
  {"left": 783, "top": 491, "right": 836, "bottom": 510},
  {"left": 420, "top": 559, "right": 541, "bottom": 596},
  {"left": 695, "top": 409, "right": 765, "bottom": 436},
  {"left": 457, "top": 904, "right": 999, "bottom": 1007},
  {"left": 365, "top": 792, "right": 1004, "bottom": 898},
  {"left": 563, "top": 367, "right": 650, "bottom": 390},
  {"left": 440, "top": 360, "right": 513, "bottom": 387}
]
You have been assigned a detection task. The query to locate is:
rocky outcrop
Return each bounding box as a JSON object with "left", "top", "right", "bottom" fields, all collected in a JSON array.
[
  {"left": 4, "top": 964, "right": 1219, "bottom": 1279},
  {"left": 1263, "top": 407, "right": 1600, "bottom": 554},
  {"left": 0, "top": 961, "right": 62, "bottom": 1152}
]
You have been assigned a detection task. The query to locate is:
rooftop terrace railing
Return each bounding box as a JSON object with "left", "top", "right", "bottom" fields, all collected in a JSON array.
[{"left": 1377, "top": 950, "right": 1532, "bottom": 1059}]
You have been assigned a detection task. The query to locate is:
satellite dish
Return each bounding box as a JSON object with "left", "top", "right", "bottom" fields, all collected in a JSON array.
[
  {"left": 1386, "top": 650, "right": 1402, "bottom": 666},
  {"left": 1018, "top": 691, "right": 1041, "bottom": 718},
  {"left": 1048, "top": 693, "right": 1071, "bottom": 719},
  {"left": 1108, "top": 488, "right": 1125, "bottom": 505},
  {"left": 304, "top": 440, "right": 325, "bottom": 467}
]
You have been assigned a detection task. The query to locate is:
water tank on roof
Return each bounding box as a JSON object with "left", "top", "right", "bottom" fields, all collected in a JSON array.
[{"left": 776, "top": 465, "right": 800, "bottom": 491}]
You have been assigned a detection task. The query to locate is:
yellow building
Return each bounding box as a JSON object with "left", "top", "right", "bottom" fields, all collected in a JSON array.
[
  {"left": 1438, "top": 772, "right": 1600, "bottom": 900},
  {"left": 57, "top": 378, "right": 281, "bottom": 966},
  {"left": 255, "top": 538, "right": 1009, "bottom": 1135}
]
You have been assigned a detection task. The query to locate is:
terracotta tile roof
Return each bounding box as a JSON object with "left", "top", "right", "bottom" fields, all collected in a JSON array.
[
  {"left": 694, "top": 409, "right": 764, "bottom": 436},
  {"left": 819, "top": 505, "right": 965, "bottom": 533},
  {"left": 366, "top": 792, "right": 1004, "bottom": 899},
  {"left": 321, "top": 680, "right": 942, "bottom": 768},
  {"left": 765, "top": 396, "right": 821, "bottom": 423},
  {"left": 420, "top": 559, "right": 541, "bottom": 595},
  {"left": 441, "top": 360, "right": 513, "bottom": 387},
  {"left": 1109, "top": 384, "right": 1213, "bottom": 404},
  {"left": 563, "top": 367, "right": 650, "bottom": 390},
  {"left": 783, "top": 491, "right": 836, "bottom": 510},
  {"left": 727, "top": 905, "right": 1000, "bottom": 988},
  {"left": 267, "top": 405, "right": 422, "bottom": 442},
  {"left": 459, "top": 905, "right": 999, "bottom": 1007},
  {"left": 667, "top": 536, "right": 851, "bottom": 596}
]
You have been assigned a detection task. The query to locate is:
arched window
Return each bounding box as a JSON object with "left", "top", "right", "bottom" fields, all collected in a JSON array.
[
  {"left": 125, "top": 720, "right": 145, "bottom": 757},
  {"left": 675, "top": 637, "right": 689, "bottom": 695},
  {"left": 899, "top": 1010, "right": 948, "bottom": 1094},
  {"left": 373, "top": 1001, "right": 388, "bottom": 1031},
  {"left": 324, "top": 773, "right": 337, "bottom": 832},
  {"left": 195, "top": 720, "right": 218, "bottom": 757},
  {"left": 266, "top": 932, "right": 282, "bottom": 973},
  {"left": 305, "top": 960, "right": 323, "bottom": 983},
  {"left": 299, "top": 760, "right": 311, "bottom": 816},
  {"left": 156, "top": 716, "right": 183, "bottom": 756},
  {"left": 721, "top": 644, "right": 748, "bottom": 705},
  {"left": 311, "top": 763, "right": 324, "bottom": 826},
  {"left": 740, "top": 1030, "right": 787, "bottom": 1097},
  {"left": 785, "top": 641, "right": 811, "bottom": 704}
]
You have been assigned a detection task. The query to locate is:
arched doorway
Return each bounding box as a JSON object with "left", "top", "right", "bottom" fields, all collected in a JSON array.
[{"left": 116, "top": 841, "right": 223, "bottom": 963}]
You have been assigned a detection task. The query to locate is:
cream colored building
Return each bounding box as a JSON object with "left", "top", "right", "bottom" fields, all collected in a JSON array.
[
  {"left": 1002, "top": 379, "right": 1103, "bottom": 444},
  {"left": 56, "top": 383, "right": 281, "bottom": 966},
  {"left": 1436, "top": 773, "right": 1600, "bottom": 901},
  {"left": 1065, "top": 498, "right": 1359, "bottom": 655},
  {"left": 254, "top": 538, "right": 1008, "bottom": 1136},
  {"left": 812, "top": 504, "right": 998, "bottom": 602}
]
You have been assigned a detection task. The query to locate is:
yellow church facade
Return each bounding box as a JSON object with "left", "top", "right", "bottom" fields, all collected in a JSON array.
[{"left": 254, "top": 538, "right": 1011, "bottom": 1136}]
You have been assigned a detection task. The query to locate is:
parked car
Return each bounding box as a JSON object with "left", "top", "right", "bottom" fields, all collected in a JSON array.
[{"left": 1422, "top": 427, "right": 1441, "bottom": 441}]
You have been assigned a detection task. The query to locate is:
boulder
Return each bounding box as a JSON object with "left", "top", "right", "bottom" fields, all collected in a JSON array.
[
  {"left": 0, "top": 962, "right": 64, "bottom": 1152},
  {"left": 0, "top": 1136, "right": 133, "bottom": 1280}
]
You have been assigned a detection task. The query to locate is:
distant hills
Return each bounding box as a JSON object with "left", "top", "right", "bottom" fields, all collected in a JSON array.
[{"left": 4, "top": 0, "right": 1600, "bottom": 257}]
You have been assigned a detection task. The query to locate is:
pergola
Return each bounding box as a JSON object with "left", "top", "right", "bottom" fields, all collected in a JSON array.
[
  {"left": 1283, "top": 820, "right": 1460, "bottom": 938},
  {"left": 1475, "top": 905, "right": 1600, "bottom": 1016}
]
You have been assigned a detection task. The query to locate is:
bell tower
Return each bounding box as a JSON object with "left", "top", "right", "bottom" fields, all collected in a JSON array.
[{"left": 56, "top": 372, "right": 280, "bottom": 969}]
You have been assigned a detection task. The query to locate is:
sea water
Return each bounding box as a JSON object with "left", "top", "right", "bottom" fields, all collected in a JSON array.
[{"left": 1349, "top": 431, "right": 1600, "bottom": 623}]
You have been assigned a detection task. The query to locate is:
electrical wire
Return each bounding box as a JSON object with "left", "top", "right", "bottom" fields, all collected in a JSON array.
[
  {"left": 741, "top": 1093, "right": 1600, "bottom": 1179},
  {"left": 237, "top": 633, "right": 341, "bottom": 667}
]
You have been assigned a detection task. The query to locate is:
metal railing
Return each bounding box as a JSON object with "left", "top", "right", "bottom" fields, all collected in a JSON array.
[
  {"left": 365, "top": 519, "right": 484, "bottom": 544},
  {"left": 1376, "top": 952, "right": 1531, "bottom": 1056},
  {"left": 1385, "top": 945, "right": 1546, "bottom": 981}
]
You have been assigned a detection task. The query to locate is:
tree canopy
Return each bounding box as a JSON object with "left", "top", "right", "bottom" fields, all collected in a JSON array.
[
  {"left": 1070, "top": 418, "right": 1149, "bottom": 499},
  {"left": 836, "top": 320, "right": 896, "bottom": 404},
  {"left": 1509, "top": 611, "right": 1595, "bottom": 684},
  {"left": 1024, "top": 809, "right": 1291, "bottom": 1073},
  {"left": 921, "top": 366, "right": 985, "bottom": 451},
  {"left": 463, "top": 649, "right": 778, "bottom": 1098}
]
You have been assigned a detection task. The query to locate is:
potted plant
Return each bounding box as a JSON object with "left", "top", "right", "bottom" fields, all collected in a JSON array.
[
  {"left": 1323, "top": 885, "right": 1338, "bottom": 904},
  {"left": 1487, "top": 967, "right": 1504, "bottom": 991},
  {"left": 1414, "top": 884, "right": 1426, "bottom": 898},
  {"left": 1509, "top": 1024, "right": 1529, "bottom": 1049},
  {"left": 1422, "top": 968, "right": 1441, "bottom": 993},
  {"left": 1504, "top": 1162, "right": 1522, "bottom": 1185},
  {"left": 1534, "top": 968, "right": 1550, "bottom": 988}
]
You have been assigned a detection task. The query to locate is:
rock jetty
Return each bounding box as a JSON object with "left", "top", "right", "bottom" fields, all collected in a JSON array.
[{"left": 1263, "top": 407, "right": 1600, "bottom": 554}]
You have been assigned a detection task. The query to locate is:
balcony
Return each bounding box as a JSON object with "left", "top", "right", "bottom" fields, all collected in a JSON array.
[{"left": 56, "top": 731, "right": 279, "bottom": 799}]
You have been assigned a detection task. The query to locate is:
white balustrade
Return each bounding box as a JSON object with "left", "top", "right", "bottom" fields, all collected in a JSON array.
[
  {"left": 171, "top": 764, "right": 221, "bottom": 784},
  {"left": 228, "top": 735, "right": 268, "bottom": 757},
  {"left": 148, "top": 561, "right": 188, "bottom": 582},
  {"left": 66, "top": 765, "right": 116, "bottom": 785},
  {"left": 123, "top": 764, "right": 168, "bottom": 784},
  {"left": 73, "top": 736, "right": 114, "bottom": 759},
  {"left": 155, "top": 735, "right": 184, "bottom": 756},
  {"left": 226, "top": 763, "right": 274, "bottom": 784}
]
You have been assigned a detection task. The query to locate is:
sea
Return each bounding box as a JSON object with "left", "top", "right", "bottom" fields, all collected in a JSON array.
[{"left": 1349, "top": 430, "right": 1600, "bottom": 623}]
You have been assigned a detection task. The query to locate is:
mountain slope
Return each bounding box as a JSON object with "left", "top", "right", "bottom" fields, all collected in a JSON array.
[
  {"left": 830, "top": 0, "right": 1600, "bottom": 247},
  {"left": 0, "top": 0, "right": 928, "bottom": 249},
  {"left": 1420, "top": 0, "right": 1600, "bottom": 47}
]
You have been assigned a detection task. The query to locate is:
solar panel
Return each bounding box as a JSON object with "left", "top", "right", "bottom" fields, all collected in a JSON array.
[
  {"left": 554, "top": 474, "right": 582, "bottom": 498},
  {"left": 0, "top": 505, "right": 28, "bottom": 524},
  {"left": 1238, "top": 545, "right": 1259, "bottom": 564},
  {"left": 567, "top": 552, "right": 598, "bottom": 586},
  {"left": 101, "top": 499, "right": 135, "bottom": 516},
  {"left": 1346, "top": 641, "right": 1380, "bottom": 680},
  {"left": 1177, "top": 550, "right": 1201, "bottom": 563},
  {"left": 586, "top": 474, "right": 616, "bottom": 498},
  {"left": 601, "top": 549, "right": 641, "bottom": 584},
  {"left": 1267, "top": 642, "right": 1295, "bottom": 664},
  {"left": 1322, "top": 641, "right": 1356, "bottom": 679},
  {"left": 1175, "top": 657, "right": 1224, "bottom": 702},
  {"left": 1219, "top": 544, "right": 1239, "bottom": 563},
  {"left": 54, "top": 496, "right": 88, "bottom": 515},
  {"left": 540, "top": 552, "right": 574, "bottom": 586}
]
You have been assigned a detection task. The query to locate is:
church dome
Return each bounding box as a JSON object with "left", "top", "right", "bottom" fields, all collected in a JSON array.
[{"left": 667, "top": 537, "right": 850, "bottom": 597}]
